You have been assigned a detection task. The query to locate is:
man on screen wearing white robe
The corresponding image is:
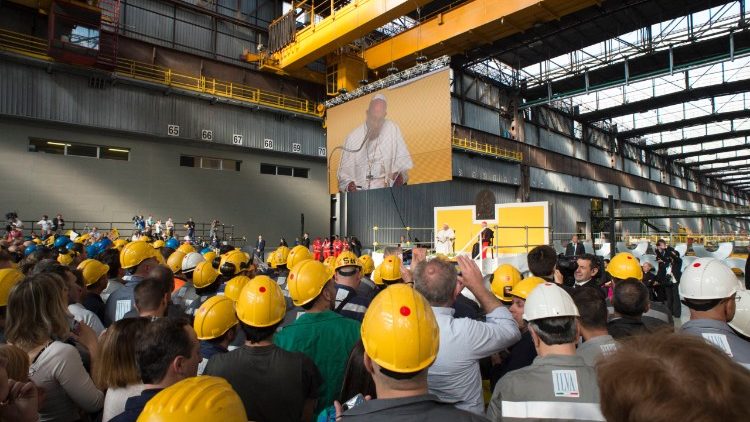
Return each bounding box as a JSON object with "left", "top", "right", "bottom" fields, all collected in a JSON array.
[
  {"left": 435, "top": 223, "right": 456, "bottom": 255},
  {"left": 337, "top": 94, "right": 413, "bottom": 192}
]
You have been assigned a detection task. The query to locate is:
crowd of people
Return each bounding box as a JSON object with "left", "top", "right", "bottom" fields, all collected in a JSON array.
[{"left": 0, "top": 216, "right": 749, "bottom": 421}]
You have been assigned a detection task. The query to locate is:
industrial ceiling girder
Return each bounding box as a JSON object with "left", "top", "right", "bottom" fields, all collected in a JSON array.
[
  {"left": 670, "top": 142, "right": 750, "bottom": 160},
  {"left": 458, "top": 0, "right": 736, "bottom": 70},
  {"left": 617, "top": 109, "right": 750, "bottom": 140},
  {"left": 641, "top": 128, "right": 750, "bottom": 151},
  {"left": 578, "top": 78, "right": 750, "bottom": 122},
  {"left": 523, "top": 29, "right": 750, "bottom": 106}
]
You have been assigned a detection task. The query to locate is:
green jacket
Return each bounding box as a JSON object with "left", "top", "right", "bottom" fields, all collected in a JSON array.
[{"left": 275, "top": 310, "right": 361, "bottom": 414}]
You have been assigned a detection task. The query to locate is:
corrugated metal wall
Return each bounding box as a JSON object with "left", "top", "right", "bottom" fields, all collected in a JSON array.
[
  {"left": 122, "top": 0, "right": 260, "bottom": 63},
  {"left": 0, "top": 60, "right": 325, "bottom": 156}
]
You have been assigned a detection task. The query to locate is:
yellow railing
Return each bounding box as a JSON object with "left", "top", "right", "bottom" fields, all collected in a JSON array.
[
  {"left": 452, "top": 137, "right": 523, "bottom": 162},
  {"left": 0, "top": 28, "right": 51, "bottom": 61},
  {"left": 0, "top": 29, "right": 324, "bottom": 117}
]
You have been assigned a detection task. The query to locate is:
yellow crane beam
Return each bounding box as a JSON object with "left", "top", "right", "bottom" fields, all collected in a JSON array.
[
  {"left": 277, "top": 0, "right": 434, "bottom": 70},
  {"left": 363, "top": 0, "right": 599, "bottom": 71}
]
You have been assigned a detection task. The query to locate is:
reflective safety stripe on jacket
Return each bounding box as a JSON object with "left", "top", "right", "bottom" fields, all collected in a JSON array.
[{"left": 500, "top": 401, "right": 605, "bottom": 421}]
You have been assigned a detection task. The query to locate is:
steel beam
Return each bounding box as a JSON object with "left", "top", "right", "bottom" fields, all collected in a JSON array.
[
  {"left": 672, "top": 142, "right": 750, "bottom": 160},
  {"left": 642, "top": 129, "right": 750, "bottom": 151},
  {"left": 618, "top": 109, "right": 750, "bottom": 140},
  {"left": 579, "top": 78, "right": 750, "bottom": 122},
  {"left": 686, "top": 155, "right": 750, "bottom": 167}
]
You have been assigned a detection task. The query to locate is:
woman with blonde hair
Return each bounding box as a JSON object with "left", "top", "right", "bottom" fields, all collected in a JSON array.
[
  {"left": 5, "top": 273, "right": 104, "bottom": 421},
  {"left": 93, "top": 317, "right": 150, "bottom": 422}
]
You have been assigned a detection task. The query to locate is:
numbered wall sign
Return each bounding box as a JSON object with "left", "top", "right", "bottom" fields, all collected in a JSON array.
[
  {"left": 318, "top": 146, "right": 327, "bottom": 157},
  {"left": 263, "top": 138, "right": 274, "bottom": 149},
  {"left": 167, "top": 125, "right": 180, "bottom": 137},
  {"left": 292, "top": 143, "right": 301, "bottom": 153},
  {"left": 201, "top": 130, "right": 213, "bottom": 141},
  {"left": 232, "top": 134, "right": 243, "bottom": 145}
]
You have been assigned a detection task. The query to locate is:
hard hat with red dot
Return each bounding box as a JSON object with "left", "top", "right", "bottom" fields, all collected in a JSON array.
[
  {"left": 679, "top": 257, "right": 738, "bottom": 300},
  {"left": 606, "top": 252, "right": 643, "bottom": 281}
]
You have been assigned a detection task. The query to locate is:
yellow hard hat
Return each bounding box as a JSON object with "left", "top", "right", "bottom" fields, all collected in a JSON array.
[
  {"left": 75, "top": 233, "right": 90, "bottom": 244},
  {"left": 77, "top": 259, "right": 110, "bottom": 287},
  {"left": 152, "top": 240, "right": 165, "bottom": 249},
  {"left": 138, "top": 235, "right": 150, "bottom": 242},
  {"left": 193, "top": 261, "right": 220, "bottom": 289},
  {"left": 335, "top": 251, "right": 361, "bottom": 271},
  {"left": 113, "top": 239, "right": 128, "bottom": 250},
  {"left": 223, "top": 275, "right": 252, "bottom": 302},
  {"left": 607, "top": 252, "right": 643, "bottom": 281},
  {"left": 236, "top": 275, "right": 286, "bottom": 327},
  {"left": 137, "top": 376, "right": 246, "bottom": 422},
  {"left": 380, "top": 256, "right": 402, "bottom": 282},
  {"left": 372, "top": 266, "right": 383, "bottom": 286},
  {"left": 120, "top": 241, "right": 158, "bottom": 269},
  {"left": 509, "top": 276, "right": 546, "bottom": 300},
  {"left": 193, "top": 295, "right": 238, "bottom": 340},
  {"left": 361, "top": 284, "right": 439, "bottom": 373},
  {"left": 166, "top": 251, "right": 186, "bottom": 274},
  {"left": 219, "top": 250, "right": 250, "bottom": 277},
  {"left": 32, "top": 238, "right": 43, "bottom": 245},
  {"left": 491, "top": 264, "right": 522, "bottom": 302},
  {"left": 358, "top": 255, "right": 375, "bottom": 275},
  {"left": 286, "top": 245, "right": 312, "bottom": 269},
  {"left": 0, "top": 269, "right": 24, "bottom": 307},
  {"left": 176, "top": 243, "right": 196, "bottom": 255},
  {"left": 57, "top": 252, "right": 74, "bottom": 266},
  {"left": 202, "top": 251, "right": 217, "bottom": 265},
  {"left": 271, "top": 246, "right": 290, "bottom": 268},
  {"left": 287, "top": 260, "right": 333, "bottom": 307},
  {"left": 323, "top": 255, "right": 336, "bottom": 269}
]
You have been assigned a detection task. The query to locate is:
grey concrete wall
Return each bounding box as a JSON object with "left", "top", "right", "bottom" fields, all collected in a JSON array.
[{"left": 0, "top": 119, "right": 329, "bottom": 245}]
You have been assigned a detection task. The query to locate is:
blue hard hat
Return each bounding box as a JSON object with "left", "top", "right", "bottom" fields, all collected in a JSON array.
[
  {"left": 166, "top": 238, "right": 180, "bottom": 249},
  {"left": 86, "top": 245, "right": 100, "bottom": 258},
  {"left": 54, "top": 236, "right": 70, "bottom": 248},
  {"left": 100, "top": 237, "right": 113, "bottom": 249},
  {"left": 66, "top": 241, "right": 76, "bottom": 250},
  {"left": 200, "top": 247, "right": 213, "bottom": 255},
  {"left": 24, "top": 245, "right": 38, "bottom": 256}
]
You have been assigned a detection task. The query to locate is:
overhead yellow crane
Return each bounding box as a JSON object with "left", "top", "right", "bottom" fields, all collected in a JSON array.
[{"left": 363, "top": 0, "right": 599, "bottom": 72}]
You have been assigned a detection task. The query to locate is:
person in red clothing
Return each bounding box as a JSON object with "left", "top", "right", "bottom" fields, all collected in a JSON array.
[
  {"left": 322, "top": 237, "right": 332, "bottom": 260},
  {"left": 312, "top": 238, "right": 323, "bottom": 261},
  {"left": 332, "top": 236, "right": 343, "bottom": 258}
]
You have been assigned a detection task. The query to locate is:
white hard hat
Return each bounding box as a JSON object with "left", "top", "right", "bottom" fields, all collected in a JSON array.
[
  {"left": 729, "top": 290, "right": 750, "bottom": 337},
  {"left": 181, "top": 252, "right": 205, "bottom": 273},
  {"left": 522, "top": 282, "right": 579, "bottom": 321},
  {"left": 679, "top": 258, "right": 737, "bottom": 300}
]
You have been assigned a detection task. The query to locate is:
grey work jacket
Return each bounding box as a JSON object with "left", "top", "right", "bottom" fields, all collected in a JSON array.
[
  {"left": 576, "top": 335, "right": 618, "bottom": 366},
  {"left": 681, "top": 318, "right": 750, "bottom": 368},
  {"left": 342, "top": 394, "right": 489, "bottom": 422},
  {"left": 487, "top": 354, "right": 604, "bottom": 422}
]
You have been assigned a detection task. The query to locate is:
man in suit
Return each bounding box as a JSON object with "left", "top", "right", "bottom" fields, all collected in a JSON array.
[
  {"left": 255, "top": 235, "right": 266, "bottom": 261},
  {"left": 565, "top": 235, "right": 585, "bottom": 256}
]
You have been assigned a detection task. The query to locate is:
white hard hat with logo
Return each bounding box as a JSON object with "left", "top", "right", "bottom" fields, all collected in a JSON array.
[
  {"left": 181, "top": 252, "right": 206, "bottom": 274},
  {"left": 729, "top": 290, "right": 750, "bottom": 337},
  {"left": 522, "top": 282, "right": 579, "bottom": 321},
  {"left": 679, "top": 258, "right": 737, "bottom": 300}
]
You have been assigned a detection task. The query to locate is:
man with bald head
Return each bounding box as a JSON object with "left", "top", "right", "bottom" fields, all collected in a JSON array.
[{"left": 337, "top": 94, "right": 413, "bottom": 192}]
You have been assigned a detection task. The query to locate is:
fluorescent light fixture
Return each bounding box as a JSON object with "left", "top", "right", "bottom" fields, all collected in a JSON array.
[
  {"left": 108, "top": 148, "right": 130, "bottom": 153},
  {"left": 47, "top": 142, "right": 70, "bottom": 146}
]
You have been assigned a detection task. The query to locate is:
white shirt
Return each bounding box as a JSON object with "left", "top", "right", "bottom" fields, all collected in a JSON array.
[
  {"left": 68, "top": 303, "right": 105, "bottom": 336},
  {"left": 102, "top": 384, "right": 144, "bottom": 422},
  {"left": 435, "top": 228, "right": 456, "bottom": 254},
  {"left": 337, "top": 120, "right": 413, "bottom": 191},
  {"left": 101, "top": 278, "right": 124, "bottom": 302},
  {"left": 428, "top": 306, "right": 521, "bottom": 415},
  {"left": 37, "top": 219, "right": 53, "bottom": 231}
]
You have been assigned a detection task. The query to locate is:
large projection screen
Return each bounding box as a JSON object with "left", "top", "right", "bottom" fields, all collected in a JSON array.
[{"left": 326, "top": 68, "right": 452, "bottom": 194}]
